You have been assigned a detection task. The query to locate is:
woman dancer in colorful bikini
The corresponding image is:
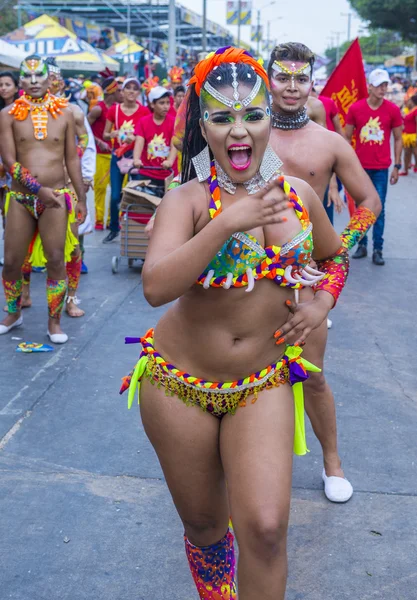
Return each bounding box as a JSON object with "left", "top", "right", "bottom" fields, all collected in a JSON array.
[{"left": 121, "top": 47, "right": 349, "bottom": 599}]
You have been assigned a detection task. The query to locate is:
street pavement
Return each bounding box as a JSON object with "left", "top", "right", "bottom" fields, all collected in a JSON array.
[{"left": 1, "top": 176, "right": 416, "bottom": 600}]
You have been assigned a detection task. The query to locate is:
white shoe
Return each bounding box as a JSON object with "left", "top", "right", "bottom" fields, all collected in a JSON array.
[
  {"left": 322, "top": 469, "right": 353, "bottom": 503},
  {"left": 0, "top": 315, "right": 23, "bottom": 335},
  {"left": 47, "top": 330, "right": 68, "bottom": 344},
  {"left": 327, "top": 318, "right": 332, "bottom": 329}
]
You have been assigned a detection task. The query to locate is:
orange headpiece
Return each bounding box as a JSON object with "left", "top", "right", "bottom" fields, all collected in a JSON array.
[
  {"left": 103, "top": 79, "right": 119, "bottom": 94},
  {"left": 189, "top": 46, "right": 270, "bottom": 97},
  {"left": 142, "top": 76, "right": 159, "bottom": 95},
  {"left": 169, "top": 65, "right": 185, "bottom": 84}
]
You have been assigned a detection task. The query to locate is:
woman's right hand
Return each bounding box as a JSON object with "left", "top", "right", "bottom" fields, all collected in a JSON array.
[
  {"left": 221, "top": 178, "right": 291, "bottom": 233},
  {"left": 133, "top": 158, "right": 143, "bottom": 168}
]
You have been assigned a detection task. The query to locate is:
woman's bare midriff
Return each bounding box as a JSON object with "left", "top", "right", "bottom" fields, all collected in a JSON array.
[{"left": 153, "top": 279, "right": 295, "bottom": 382}]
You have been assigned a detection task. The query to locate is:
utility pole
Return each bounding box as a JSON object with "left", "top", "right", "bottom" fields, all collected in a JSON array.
[
  {"left": 257, "top": 9, "right": 260, "bottom": 56},
  {"left": 332, "top": 31, "right": 342, "bottom": 64},
  {"left": 168, "top": 0, "right": 176, "bottom": 66},
  {"left": 149, "top": 1, "right": 153, "bottom": 64},
  {"left": 341, "top": 12, "right": 352, "bottom": 41},
  {"left": 126, "top": 0, "right": 131, "bottom": 72},
  {"left": 267, "top": 20, "right": 270, "bottom": 57},
  {"left": 202, "top": 0, "right": 207, "bottom": 52},
  {"left": 237, "top": 0, "right": 242, "bottom": 47}
]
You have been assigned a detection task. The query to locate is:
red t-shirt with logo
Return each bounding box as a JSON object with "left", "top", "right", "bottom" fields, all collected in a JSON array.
[
  {"left": 403, "top": 107, "right": 417, "bottom": 134},
  {"left": 134, "top": 114, "right": 175, "bottom": 180},
  {"left": 346, "top": 99, "right": 403, "bottom": 169},
  {"left": 319, "top": 95, "right": 339, "bottom": 132},
  {"left": 106, "top": 102, "right": 150, "bottom": 150}
]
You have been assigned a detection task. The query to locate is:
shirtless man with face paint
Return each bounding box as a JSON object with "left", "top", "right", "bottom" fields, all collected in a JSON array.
[
  {"left": 268, "top": 42, "right": 381, "bottom": 503},
  {"left": 0, "top": 55, "right": 86, "bottom": 343}
]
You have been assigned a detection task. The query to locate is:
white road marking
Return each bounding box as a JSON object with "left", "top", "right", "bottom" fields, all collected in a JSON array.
[{"left": 0, "top": 348, "right": 64, "bottom": 416}]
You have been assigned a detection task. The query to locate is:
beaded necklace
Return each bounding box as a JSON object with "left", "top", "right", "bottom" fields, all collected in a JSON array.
[
  {"left": 9, "top": 92, "right": 68, "bottom": 141},
  {"left": 208, "top": 160, "right": 306, "bottom": 221},
  {"left": 271, "top": 107, "right": 310, "bottom": 130}
]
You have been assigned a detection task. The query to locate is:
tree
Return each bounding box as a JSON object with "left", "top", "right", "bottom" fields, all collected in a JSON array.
[
  {"left": 325, "top": 30, "right": 408, "bottom": 76},
  {"left": 349, "top": 0, "right": 417, "bottom": 42},
  {"left": 0, "top": 1, "right": 27, "bottom": 37}
]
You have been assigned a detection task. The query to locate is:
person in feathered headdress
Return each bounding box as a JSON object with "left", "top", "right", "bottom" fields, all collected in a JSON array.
[
  {"left": 142, "top": 75, "right": 159, "bottom": 96},
  {"left": 1, "top": 54, "right": 87, "bottom": 343},
  {"left": 168, "top": 65, "right": 185, "bottom": 90},
  {"left": 120, "top": 46, "right": 351, "bottom": 599}
]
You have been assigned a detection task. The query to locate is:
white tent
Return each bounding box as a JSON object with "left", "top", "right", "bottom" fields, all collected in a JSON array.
[
  {"left": 0, "top": 39, "right": 27, "bottom": 69},
  {"left": 3, "top": 15, "right": 119, "bottom": 73}
]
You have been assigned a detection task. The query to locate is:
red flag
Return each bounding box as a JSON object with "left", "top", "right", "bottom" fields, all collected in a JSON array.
[
  {"left": 321, "top": 38, "right": 368, "bottom": 127},
  {"left": 321, "top": 39, "right": 368, "bottom": 216}
]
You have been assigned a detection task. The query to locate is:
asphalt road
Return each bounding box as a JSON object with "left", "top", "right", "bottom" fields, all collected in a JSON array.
[{"left": 1, "top": 175, "right": 416, "bottom": 600}]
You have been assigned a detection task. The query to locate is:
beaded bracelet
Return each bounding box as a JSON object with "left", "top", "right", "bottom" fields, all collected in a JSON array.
[
  {"left": 10, "top": 162, "right": 42, "bottom": 194},
  {"left": 314, "top": 247, "right": 350, "bottom": 306}
]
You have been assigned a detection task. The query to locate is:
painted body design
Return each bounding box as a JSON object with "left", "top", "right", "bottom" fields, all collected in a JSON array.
[{"left": 271, "top": 60, "right": 312, "bottom": 88}]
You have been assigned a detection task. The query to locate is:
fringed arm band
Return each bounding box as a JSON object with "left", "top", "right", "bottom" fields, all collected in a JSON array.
[
  {"left": 10, "top": 162, "right": 42, "bottom": 194},
  {"left": 340, "top": 206, "right": 376, "bottom": 251}
]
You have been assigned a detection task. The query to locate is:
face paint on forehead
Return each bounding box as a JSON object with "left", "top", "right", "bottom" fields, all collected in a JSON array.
[
  {"left": 20, "top": 57, "right": 48, "bottom": 78},
  {"left": 272, "top": 60, "right": 312, "bottom": 87},
  {"left": 201, "top": 86, "right": 268, "bottom": 113},
  {"left": 203, "top": 63, "right": 264, "bottom": 112}
]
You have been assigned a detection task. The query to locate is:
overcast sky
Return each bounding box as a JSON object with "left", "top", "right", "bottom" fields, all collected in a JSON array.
[{"left": 179, "top": 0, "right": 366, "bottom": 55}]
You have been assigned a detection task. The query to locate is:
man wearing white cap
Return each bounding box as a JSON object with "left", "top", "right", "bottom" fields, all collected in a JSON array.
[{"left": 345, "top": 68, "right": 403, "bottom": 265}]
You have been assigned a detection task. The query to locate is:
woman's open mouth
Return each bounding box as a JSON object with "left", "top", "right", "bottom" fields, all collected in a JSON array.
[{"left": 228, "top": 144, "right": 252, "bottom": 171}]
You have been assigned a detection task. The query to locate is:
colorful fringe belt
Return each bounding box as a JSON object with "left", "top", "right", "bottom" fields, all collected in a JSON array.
[{"left": 120, "top": 328, "right": 321, "bottom": 456}]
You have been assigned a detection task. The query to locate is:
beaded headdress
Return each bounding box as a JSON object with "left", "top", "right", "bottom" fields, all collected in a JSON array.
[
  {"left": 189, "top": 46, "right": 270, "bottom": 110},
  {"left": 190, "top": 47, "right": 280, "bottom": 191},
  {"left": 20, "top": 56, "right": 48, "bottom": 80}
]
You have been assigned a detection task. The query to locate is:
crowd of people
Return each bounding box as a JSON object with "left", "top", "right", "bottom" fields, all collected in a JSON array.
[{"left": 0, "top": 40, "right": 409, "bottom": 598}]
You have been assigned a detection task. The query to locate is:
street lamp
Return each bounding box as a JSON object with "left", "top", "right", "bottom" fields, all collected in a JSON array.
[
  {"left": 341, "top": 12, "right": 352, "bottom": 42},
  {"left": 332, "top": 30, "right": 343, "bottom": 64},
  {"left": 202, "top": 0, "right": 207, "bottom": 52},
  {"left": 267, "top": 17, "right": 283, "bottom": 59},
  {"left": 256, "top": 0, "right": 276, "bottom": 56}
]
